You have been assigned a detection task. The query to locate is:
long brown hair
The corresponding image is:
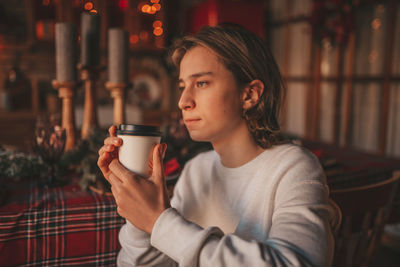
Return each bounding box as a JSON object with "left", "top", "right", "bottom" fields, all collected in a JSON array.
[{"left": 170, "top": 24, "right": 285, "bottom": 148}]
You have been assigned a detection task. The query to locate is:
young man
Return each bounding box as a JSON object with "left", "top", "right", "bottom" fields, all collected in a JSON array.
[{"left": 98, "top": 24, "right": 339, "bottom": 266}]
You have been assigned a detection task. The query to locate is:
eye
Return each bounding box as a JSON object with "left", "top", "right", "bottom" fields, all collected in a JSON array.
[
  {"left": 196, "top": 81, "right": 208, "bottom": 88},
  {"left": 178, "top": 85, "right": 185, "bottom": 91}
]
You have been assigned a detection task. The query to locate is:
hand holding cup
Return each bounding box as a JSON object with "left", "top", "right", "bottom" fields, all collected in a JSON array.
[{"left": 97, "top": 125, "right": 122, "bottom": 183}]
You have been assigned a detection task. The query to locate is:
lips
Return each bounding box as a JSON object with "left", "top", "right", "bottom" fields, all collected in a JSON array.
[{"left": 184, "top": 118, "right": 201, "bottom": 127}]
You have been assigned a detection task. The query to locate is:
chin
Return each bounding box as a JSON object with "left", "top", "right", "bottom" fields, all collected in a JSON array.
[{"left": 187, "top": 130, "right": 210, "bottom": 143}]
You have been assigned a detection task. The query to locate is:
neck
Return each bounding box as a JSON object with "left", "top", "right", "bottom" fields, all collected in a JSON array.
[{"left": 212, "top": 122, "right": 264, "bottom": 168}]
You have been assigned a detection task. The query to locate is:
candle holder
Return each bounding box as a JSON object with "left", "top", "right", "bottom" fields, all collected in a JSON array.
[
  {"left": 52, "top": 80, "right": 77, "bottom": 151},
  {"left": 105, "top": 81, "right": 128, "bottom": 125},
  {"left": 78, "top": 64, "right": 105, "bottom": 139}
]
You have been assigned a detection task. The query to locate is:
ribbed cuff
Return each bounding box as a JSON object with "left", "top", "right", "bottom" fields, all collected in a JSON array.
[
  {"left": 150, "top": 208, "right": 201, "bottom": 262},
  {"left": 119, "top": 220, "right": 151, "bottom": 248},
  {"left": 150, "top": 208, "right": 224, "bottom": 266}
]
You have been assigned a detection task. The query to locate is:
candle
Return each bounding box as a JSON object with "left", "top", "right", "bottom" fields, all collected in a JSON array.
[
  {"left": 81, "top": 12, "right": 101, "bottom": 67},
  {"left": 55, "top": 23, "right": 77, "bottom": 82},
  {"left": 108, "top": 28, "right": 129, "bottom": 83}
]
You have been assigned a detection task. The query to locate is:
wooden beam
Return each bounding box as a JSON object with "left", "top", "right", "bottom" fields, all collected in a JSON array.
[
  {"left": 269, "top": 15, "right": 309, "bottom": 27},
  {"left": 280, "top": 0, "right": 292, "bottom": 131},
  {"left": 332, "top": 43, "right": 345, "bottom": 145},
  {"left": 306, "top": 42, "right": 314, "bottom": 139},
  {"left": 378, "top": 0, "right": 397, "bottom": 155},
  {"left": 343, "top": 32, "right": 355, "bottom": 147},
  {"left": 282, "top": 0, "right": 292, "bottom": 78},
  {"left": 283, "top": 75, "right": 400, "bottom": 83},
  {"left": 310, "top": 43, "right": 322, "bottom": 140},
  {"left": 306, "top": 36, "right": 322, "bottom": 141}
]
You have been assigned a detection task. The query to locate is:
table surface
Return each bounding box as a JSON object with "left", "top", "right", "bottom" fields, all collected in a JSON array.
[
  {"left": 300, "top": 139, "right": 400, "bottom": 189},
  {"left": 0, "top": 178, "right": 125, "bottom": 267},
  {"left": 301, "top": 139, "right": 400, "bottom": 223}
]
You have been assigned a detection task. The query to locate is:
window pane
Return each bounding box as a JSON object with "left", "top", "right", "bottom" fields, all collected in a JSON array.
[
  {"left": 290, "top": 0, "right": 312, "bottom": 18},
  {"left": 284, "top": 82, "right": 307, "bottom": 137},
  {"left": 321, "top": 41, "right": 338, "bottom": 77},
  {"left": 351, "top": 83, "right": 381, "bottom": 153},
  {"left": 319, "top": 82, "right": 335, "bottom": 143},
  {"left": 269, "top": 0, "right": 287, "bottom": 22},
  {"left": 339, "top": 82, "right": 349, "bottom": 146},
  {"left": 386, "top": 84, "right": 400, "bottom": 157},
  {"left": 354, "top": 4, "right": 388, "bottom": 76},
  {"left": 288, "top": 22, "right": 311, "bottom": 76}
]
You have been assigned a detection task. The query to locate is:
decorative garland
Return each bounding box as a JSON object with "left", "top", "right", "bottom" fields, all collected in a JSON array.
[
  {"left": 310, "top": 0, "right": 379, "bottom": 46},
  {"left": 0, "top": 148, "right": 49, "bottom": 181}
]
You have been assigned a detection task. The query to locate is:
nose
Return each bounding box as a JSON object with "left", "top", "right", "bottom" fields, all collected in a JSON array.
[{"left": 178, "top": 87, "right": 196, "bottom": 111}]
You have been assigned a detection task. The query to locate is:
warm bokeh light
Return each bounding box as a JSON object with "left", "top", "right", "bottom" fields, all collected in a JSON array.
[
  {"left": 153, "top": 20, "right": 162, "bottom": 28},
  {"left": 141, "top": 4, "right": 151, "bottom": 13},
  {"left": 84, "top": 2, "right": 94, "bottom": 10},
  {"left": 371, "top": 18, "right": 381, "bottom": 30},
  {"left": 153, "top": 3, "right": 161, "bottom": 11},
  {"left": 139, "top": 31, "right": 149, "bottom": 40},
  {"left": 153, "top": 27, "right": 163, "bottom": 36},
  {"left": 150, "top": 0, "right": 160, "bottom": 3},
  {"left": 90, "top": 9, "right": 98, "bottom": 13},
  {"left": 36, "top": 21, "right": 55, "bottom": 40},
  {"left": 149, "top": 6, "right": 157, "bottom": 14},
  {"left": 130, "top": 34, "right": 139, "bottom": 44},
  {"left": 42, "top": 0, "right": 50, "bottom": 6},
  {"left": 118, "top": 0, "right": 128, "bottom": 11},
  {"left": 139, "top": 2, "right": 160, "bottom": 14},
  {"left": 36, "top": 21, "right": 45, "bottom": 39}
]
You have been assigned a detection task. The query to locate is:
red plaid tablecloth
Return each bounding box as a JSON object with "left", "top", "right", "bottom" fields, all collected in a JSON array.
[
  {"left": 301, "top": 139, "right": 400, "bottom": 222},
  {"left": 0, "top": 179, "right": 125, "bottom": 267},
  {"left": 300, "top": 139, "right": 400, "bottom": 188}
]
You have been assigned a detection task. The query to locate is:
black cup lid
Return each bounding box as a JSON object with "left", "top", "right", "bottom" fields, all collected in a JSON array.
[{"left": 116, "top": 124, "right": 162, "bottom": 136}]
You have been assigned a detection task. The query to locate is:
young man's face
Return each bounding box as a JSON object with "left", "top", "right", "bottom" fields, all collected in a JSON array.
[{"left": 178, "top": 46, "right": 246, "bottom": 145}]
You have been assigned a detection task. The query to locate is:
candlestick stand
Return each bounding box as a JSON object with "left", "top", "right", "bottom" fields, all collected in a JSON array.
[
  {"left": 79, "top": 65, "right": 103, "bottom": 139},
  {"left": 105, "top": 81, "right": 128, "bottom": 125},
  {"left": 52, "top": 80, "right": 77, "bottom": 151}
]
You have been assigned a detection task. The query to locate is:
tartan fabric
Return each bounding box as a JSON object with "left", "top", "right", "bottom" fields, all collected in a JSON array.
[
  {"left": 303, "top": 139, "right": 400, "bottom": 223},
  {"left": 302, "top": 140, "right": 400, "bottom": 189},
  {"left": 0, "top": 179, "right": 125, "bottom": 267}
]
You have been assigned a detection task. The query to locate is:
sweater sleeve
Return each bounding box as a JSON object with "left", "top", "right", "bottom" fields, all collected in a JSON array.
[
  {"left": 151, "top": 195, "right": 334, "bottom": 267},
  {"left": 117, "top": 220, "right": 178, "bottom": 266}
]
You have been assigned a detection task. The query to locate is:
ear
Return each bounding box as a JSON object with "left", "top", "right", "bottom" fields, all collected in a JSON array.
[{"left": 241, "top": 79, "right": 264, "bottom": 110}]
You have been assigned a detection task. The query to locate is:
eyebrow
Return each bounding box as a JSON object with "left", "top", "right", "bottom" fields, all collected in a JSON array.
[{"left": 179, "top": 71, "right": 214, "bottom": 83}]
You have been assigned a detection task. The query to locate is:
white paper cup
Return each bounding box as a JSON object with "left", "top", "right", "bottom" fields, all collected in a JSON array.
[{"left": 117, "top": 124, "right": 162, "bottom": 177}]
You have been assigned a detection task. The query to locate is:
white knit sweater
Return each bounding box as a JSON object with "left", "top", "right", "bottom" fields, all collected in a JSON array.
[{"left": 117, "top": 143, "right": 339, "bottom": 266}]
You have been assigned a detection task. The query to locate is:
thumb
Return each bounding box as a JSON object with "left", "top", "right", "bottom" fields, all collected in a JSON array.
[{"left": 151, "top": 143, "right": 167, "bottom": 185}]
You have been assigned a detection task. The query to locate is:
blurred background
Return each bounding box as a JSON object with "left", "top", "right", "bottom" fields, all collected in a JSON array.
[{"left": 0, "top": 0, "right": 399, "bottom": 159}]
